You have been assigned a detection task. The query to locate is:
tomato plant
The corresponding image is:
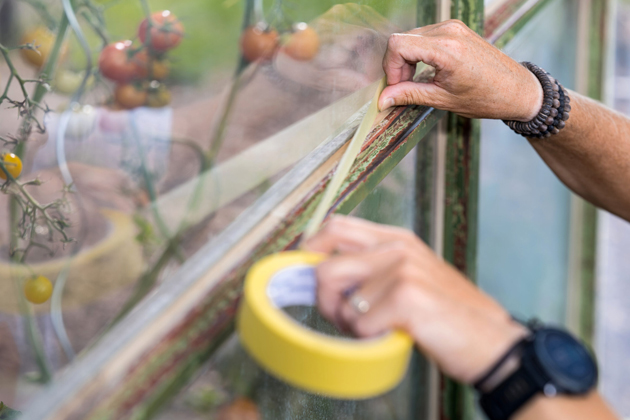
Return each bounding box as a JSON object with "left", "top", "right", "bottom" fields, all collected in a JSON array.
[
  {"left": 132, "top": 50, "right": 170, "bottom": 80},
  {"left": 138, "top": 11, "right": 184, "bottom": 52},
  {"left": 114, "top": 84, "right": 147, "bottom": 109},
  {"left": 99, "top": 41, "right": 142, "bottom": 83},
  {"left": 283, "top": 23, "right": 320, "bottom": 61},
  {"left": 0, "top": 153, "right": 23, "bottom": 180},
  {"left": 20, "top": 26, "right": 68, "bottom": 68},
  {"left": 23, "top": 275, "right": 53, "bottom": 304},
  {"left": 240, "top": 26, "right": 279, "bottom": 62}
]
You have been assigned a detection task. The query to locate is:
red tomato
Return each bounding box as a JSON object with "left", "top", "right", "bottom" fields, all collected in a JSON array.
[
  {"left": 138, "top": 11, "right": 184, "bottom": 52},
  {"left": 99, "top": 41, "right": 140, "bottom": 83},
  {"left": 240, "top": 26, "right": 279, "bottom": 62},
  {"left": 114, "top": 84, "right": 147, "bottom": 109},
  {"left": 283, "top": 23, "right": 320, "bottom": 61}
]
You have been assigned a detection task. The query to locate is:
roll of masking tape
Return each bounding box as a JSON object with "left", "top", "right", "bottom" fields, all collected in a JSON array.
[{"left": 237, "top": 250, "right": 413, "bottom": 399}]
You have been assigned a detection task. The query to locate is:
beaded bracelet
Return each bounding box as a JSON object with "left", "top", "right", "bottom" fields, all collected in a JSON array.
[{"left": 503, "top": 62, "right": 571, "bottom": 138}]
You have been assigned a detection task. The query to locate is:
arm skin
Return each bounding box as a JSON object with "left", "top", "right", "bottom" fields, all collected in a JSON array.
[
  {"left": 305, "top": 217, "right": 619, "bottom": 420},
  {"left": 377, "top": 20, "right": 630, "bottom": 223},
  {"left": 529, "top": 93, "right": 630, "bottom": 222}
]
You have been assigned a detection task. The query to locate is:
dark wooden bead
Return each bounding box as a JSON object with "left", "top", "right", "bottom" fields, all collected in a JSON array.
[
  {"left": 545, "top": 116, "right": 554, "bottom": 125},
  {"left": 564, "top": 104, "right": 571, "bottom": 112},
  {"left": 544, "top": 132, "right": 552, "bottom": 138},
  {"left": 562, "top": 112, "right": 570, "bottom": 121},
  {"left": 553, "top": 92, "right": 560, "bottom": 99},
  {"left": 557, "top": 121, "right": 565, "bottom": 129},
  {"left": 552, "top": 83, "right": 559, "bottom": 92},
  {"left": 539, "top": 124, "right": 548, "bottom": 132},
  {"left": 551, "top": 127, "right": 560, "bottom": 134},
  {"left": 550, "top": 108, "right": 558, "bottom": 117},
  {"left": 553, "top": 99, "right": 561, "bottom": 108}
]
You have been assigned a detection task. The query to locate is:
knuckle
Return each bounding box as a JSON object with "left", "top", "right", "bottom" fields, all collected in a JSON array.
[{"left": 443, "top": 19, "right": 468, "bottom": 34}]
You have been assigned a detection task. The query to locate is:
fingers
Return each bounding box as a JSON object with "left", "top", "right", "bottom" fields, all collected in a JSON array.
[
  {"left": 378, "top": 81, "right": 445, "bottom": 110},
  {"left": 315, "top": 243, "right": 406, "bottom": 327},
  {"left": 303, "top": 215, "right": 421, "bottom": 254},
  {"left": 382, "top": 33, "right": 443, "bottom": 86}
]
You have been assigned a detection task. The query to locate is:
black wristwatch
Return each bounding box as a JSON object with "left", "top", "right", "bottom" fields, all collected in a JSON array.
[{"left": 475, "top": 323, "right": 598, "bottom": 420}]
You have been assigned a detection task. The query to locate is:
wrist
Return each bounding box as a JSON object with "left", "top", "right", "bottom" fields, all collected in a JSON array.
[
  {"left": 472, "top": 319, "right": 531, "bottom": 386},
  {"left": 516, "top": 66, "right": 545, "bottom": 122}
]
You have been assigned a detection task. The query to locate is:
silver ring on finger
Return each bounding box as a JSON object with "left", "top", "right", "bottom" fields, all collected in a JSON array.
[{"left": 349, "top": 293, "right": 370, "bottom": 314}]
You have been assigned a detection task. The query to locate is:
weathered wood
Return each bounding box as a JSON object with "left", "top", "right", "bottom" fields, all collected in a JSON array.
[
  {"left": 22, "top": 98, "right": 443, "bottom": 420},
  {"left": 441, "top": 2, "right": 483, "bottom": 420}
]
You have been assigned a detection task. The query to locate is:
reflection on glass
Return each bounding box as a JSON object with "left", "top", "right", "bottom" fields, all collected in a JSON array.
[
  {"left": 477, "top": 0, "right": 578, "bottom": 323},
  {"left": 0, "top": 0, "right": 419, "bottom": 411}
]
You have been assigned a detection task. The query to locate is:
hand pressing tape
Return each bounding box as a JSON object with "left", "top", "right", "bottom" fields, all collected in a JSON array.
[{"left": 237, "top": 251, "right": 413, "bottom": 399}]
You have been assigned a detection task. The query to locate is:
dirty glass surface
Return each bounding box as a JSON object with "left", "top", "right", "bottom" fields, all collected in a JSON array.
[
  {"left": 153, "top": 147, "right": 432, "bottom": 419},
  {"left": 477, "top": 0, "right": 578, "bottom": 324},
  {"left": 0, "top": 0, "right": 421, "bottom": 411},
  {"left": 595, "top": 0, "right": 630, "bottom": 415}
]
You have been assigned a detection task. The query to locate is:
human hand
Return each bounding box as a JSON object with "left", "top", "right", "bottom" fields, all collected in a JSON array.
[
  {"left": 304, "top": 216, "right": 529, "bottom": 384},
  {"left": 378, "top": 20, "right": 543, "bottom": 122}
]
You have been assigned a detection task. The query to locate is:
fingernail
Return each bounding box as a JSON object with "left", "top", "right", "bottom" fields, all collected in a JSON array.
[{"left": 380, "top": 98, "right": 395, "bottom": 111}]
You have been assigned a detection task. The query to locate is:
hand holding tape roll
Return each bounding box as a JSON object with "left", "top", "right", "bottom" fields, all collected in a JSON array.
[{"left": 237, "top": 78, "right": 414, "bottom": 399}]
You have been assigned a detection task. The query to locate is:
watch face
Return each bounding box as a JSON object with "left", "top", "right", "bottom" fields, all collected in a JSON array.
[{"left": 534, "top": 328, "right": 598, "bottom": 394}]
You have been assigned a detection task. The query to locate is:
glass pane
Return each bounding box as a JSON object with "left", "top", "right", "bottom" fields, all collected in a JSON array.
[
  {"left": 595, "top": 0, "right": 630, "bottom": 416},
  {"left": 153, "top": 146, "right": 429, "bottom": 420},
  {"left": 0, "top": 0, "right": 420, "bottom": 410},
  {"left": 477, "top": 0, "right": 579, "bottom": 323}
]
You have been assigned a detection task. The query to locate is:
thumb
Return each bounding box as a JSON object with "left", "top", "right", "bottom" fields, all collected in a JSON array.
[{"left": 378, "top": 81, "right": 441, "bottom": 110}]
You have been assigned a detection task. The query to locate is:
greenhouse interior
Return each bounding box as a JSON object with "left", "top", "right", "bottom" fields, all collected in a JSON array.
[{"left": 0, "top": 0, "right": 629, "bottom": 419}]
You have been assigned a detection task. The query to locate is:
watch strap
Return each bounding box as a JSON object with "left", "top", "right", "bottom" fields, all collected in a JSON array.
[{"left": 478, "top": 340, "right": 549, "bottom": 420}]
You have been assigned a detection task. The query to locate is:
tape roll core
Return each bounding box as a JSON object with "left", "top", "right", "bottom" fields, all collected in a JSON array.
[{"left": 237, "top": 251, "right": 413, "bottom": 399}]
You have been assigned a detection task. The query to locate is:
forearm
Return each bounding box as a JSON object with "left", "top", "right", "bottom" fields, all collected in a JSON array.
[
  {"left": 527, "top": 92, "right": 630, "bottom": 221},
  {"left": 514, "top": 391, "right": 618, "bottom": 420}
]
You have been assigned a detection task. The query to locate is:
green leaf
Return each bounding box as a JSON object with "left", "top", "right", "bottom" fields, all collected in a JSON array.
[{"left": 0, "top": 402, "right": 22, "bottom": 419}]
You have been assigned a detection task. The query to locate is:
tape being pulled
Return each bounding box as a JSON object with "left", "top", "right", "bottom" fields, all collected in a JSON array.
[{"left": 237, "top": 251, "right": 413, "bottom": 399}]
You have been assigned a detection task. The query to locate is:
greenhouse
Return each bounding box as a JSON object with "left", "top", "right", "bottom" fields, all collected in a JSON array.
[{"left": 0, "top": 0, "right": 629, "bottom": 419}]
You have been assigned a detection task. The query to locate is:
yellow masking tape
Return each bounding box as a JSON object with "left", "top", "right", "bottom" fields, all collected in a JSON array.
[
  {"left": 238, "top": 251, "right": 413, "bottom": 399},
  {"left": 302, "top": 76, "right": 387, "bottom": 240}
]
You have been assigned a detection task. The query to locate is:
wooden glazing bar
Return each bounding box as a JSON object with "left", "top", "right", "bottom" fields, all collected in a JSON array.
[
  {"left": 441, "top": 1, "right": 482, "bottom": 420},
  {"left": 22, "top": 99, "right": 444, "bottom": 420}
]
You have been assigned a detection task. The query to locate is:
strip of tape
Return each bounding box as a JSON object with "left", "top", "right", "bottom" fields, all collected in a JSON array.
[
  {"left": 238, "top": 251, "right": 412, "bottom": 399},
  {"left": 302, "top": 76, "right": 387, "bottom": 240}
]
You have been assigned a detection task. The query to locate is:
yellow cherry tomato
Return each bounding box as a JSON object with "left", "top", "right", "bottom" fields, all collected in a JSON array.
[
  {"left": 23, "top": 275, "right": 53, "bottom": 304},
  {"left": 20, "top": 26, "right": 68, "bottom": 68},
  {"left": 146, "top": 85, "right": 171, "bottom": 108},
  {"left": 0, "top": 153, "right": 23, "bottom": 180}
]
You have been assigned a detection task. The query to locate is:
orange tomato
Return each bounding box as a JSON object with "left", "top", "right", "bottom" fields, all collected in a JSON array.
[
  {"left": 132, "top": 50, "right": 170, "bottom": 80},
  {"left": 240, "top": 26, "right": 279, "bottom": 62},
  {"left": 0, "top": 153, "right": 23, "bottom": 180},
  {"left": 114, "top": 84, "right": 147, "bottom": 109},
  {"left": 138, "top": 11, "right": 184, "bottom": 52},
  {"left": 216, "top": 398, "right": 260, "bottom": 420},
  {"left": 283, "top": 23, "right": 320, "bottom": 61}
]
